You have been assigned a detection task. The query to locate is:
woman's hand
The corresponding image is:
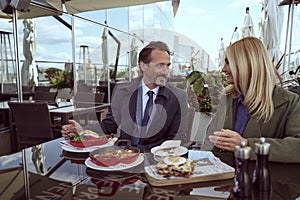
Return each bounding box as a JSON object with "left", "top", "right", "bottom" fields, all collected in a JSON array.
[
  {"left": 61, "top": 120, "right": 83, "bottom": 139},
  {"left": 208, "top": 129, "right": 248, "bottom": 152}
]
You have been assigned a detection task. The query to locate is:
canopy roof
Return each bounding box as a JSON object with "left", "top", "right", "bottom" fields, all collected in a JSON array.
[
  {"left": 0, "top": 0, "right": 171, "bottom": 19},
  {"left": 279, "top": 0, "right": 300, "bottom": 6}
]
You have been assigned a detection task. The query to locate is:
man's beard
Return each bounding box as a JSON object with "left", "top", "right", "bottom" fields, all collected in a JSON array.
[{"left": 154, "top": 75, "right": 167, "bottom": 87}]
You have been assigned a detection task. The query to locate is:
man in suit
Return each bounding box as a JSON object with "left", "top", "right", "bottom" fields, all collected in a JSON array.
[{"left": 62, "top": 41, "right": 188, "bottom": 152}]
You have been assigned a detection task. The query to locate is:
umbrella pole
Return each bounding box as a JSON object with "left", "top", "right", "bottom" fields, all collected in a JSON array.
[
  {"left": 287, "top": 2, "right": 295, "bottom": 76},
  {"left": 72, "top": 15, "right": 77, "bottom": 94},
  {"left": 1, "top": 33, "right": 4, "bottom": 93},
  {"left": 282, "top": 2, "right": 293, "bottom": 74},
  {"left": 128, "top": 51, "right": 132, "bottom": 82},
  {"left": 12, "top": 8, "right": 23, "bottom": 102}
]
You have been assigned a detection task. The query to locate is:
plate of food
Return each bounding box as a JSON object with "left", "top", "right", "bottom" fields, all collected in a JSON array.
[
  {"left": 145, "top": 155, "right": 235, "bottom": 186},
  {"left": 85, "top": 154, "right": 144, "bottom": 171},
  {"left": 60, "top": 130, "right": 116, "bottom": 153},
  {"left": 85, "top": 143, "right": 144, "bottom": 171},
  {"left": 156, "top": 156, "right": 195, "bottom": 178},
  {"left": 69, "top": 130, "right": 109, "bottom": 148},
  {"left": 151, "top": 140, "right": 188, "bottom": 161}
]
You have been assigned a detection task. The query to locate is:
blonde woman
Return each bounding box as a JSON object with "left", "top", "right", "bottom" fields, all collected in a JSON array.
[{"left": 202, "top": 37, "right": 300, "bottom": 165}]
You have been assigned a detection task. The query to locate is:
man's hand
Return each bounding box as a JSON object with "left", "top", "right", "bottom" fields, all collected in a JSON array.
[
  {"left": 61, "top": 120, "right": 83, "bottom": 139},
  {"left": 208, "top": 129, "right": 248, "bottom": 152}
]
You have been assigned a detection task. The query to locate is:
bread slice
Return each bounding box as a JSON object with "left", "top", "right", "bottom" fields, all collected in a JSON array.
[{"left": 156, "top": 156, "right": 194, "bottom": 178}]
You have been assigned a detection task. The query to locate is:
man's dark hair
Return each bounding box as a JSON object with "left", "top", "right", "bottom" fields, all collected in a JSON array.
[{"left": 138, "top": 41, "right": 170, "bottom": 64}]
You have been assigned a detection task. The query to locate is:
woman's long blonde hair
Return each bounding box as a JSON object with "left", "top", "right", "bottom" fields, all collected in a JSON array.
[{"left": 225, "top": 37, "right": 281, "bottom": 122}]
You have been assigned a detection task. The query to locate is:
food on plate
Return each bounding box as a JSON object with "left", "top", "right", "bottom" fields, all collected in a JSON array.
[
  {"left": 152, "top": 140, "right": 183, "bottom": 158},
  {"left": 81, "top": 129, "right": 100, "bottom": 137},
  {"left": 69, "top": 130, "right": 108, "bottom": 148},
  {"left": 90, "top": 149, "right": 140, "bottom": 167},
  {"left": 156, "top": 156, "right": 194, "bottom": 178}
]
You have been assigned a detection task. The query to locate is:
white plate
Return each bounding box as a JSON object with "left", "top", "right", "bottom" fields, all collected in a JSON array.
[
  {"left": 85, "top": 154, "right": 144, "bottom": 171},
  {"left": 151, "top": 146, "right": 188, "bottom": 161},
  {"left": 60, "top": 138, "right": 117, "bottom": 153}
]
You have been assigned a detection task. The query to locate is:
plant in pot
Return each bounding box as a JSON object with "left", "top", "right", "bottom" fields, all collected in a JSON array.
[
  {"left": 186, "top": 70, "right": 227, "bottom": 115},
  {"left": 186, "top": 70, "right": 227, "bottom": 145},
  {"left": 47, "top": 68, "right": 74, "bottom": 100},
  {"left": 48, "top": 69, "right": 73, "bottom": 90}
]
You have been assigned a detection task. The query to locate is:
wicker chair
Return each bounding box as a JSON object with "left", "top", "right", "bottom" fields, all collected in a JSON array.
[{"left": 8, "top": 101, "right": 57, "bottom": 150}]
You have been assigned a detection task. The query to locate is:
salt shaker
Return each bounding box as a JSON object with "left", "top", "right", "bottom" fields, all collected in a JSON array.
[
  {"left": 233, "top": 141, "right": 252, "bottom": 198},
  {"left": 252, "top": 137, "right": 271, "bottom": 192}
]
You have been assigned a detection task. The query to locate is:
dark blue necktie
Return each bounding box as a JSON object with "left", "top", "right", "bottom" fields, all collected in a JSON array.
[{"left": 142, "top": 91, "right": 154, "bottom": 126}]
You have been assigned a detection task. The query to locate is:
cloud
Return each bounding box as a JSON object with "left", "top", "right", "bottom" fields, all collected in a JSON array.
[
  {"left": 179, "top": 6, "right": 207, "bottom": 16},
  {"left": 228, "top": 0, "right": 261, "bottom": 9}
]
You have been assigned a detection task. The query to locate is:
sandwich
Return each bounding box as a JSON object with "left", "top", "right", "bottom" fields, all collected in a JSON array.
[{"left": 156, "top": 156, "right": 194, "bottom": 178}]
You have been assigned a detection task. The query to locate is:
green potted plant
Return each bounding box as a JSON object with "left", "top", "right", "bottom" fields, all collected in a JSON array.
[
  {"left": 186, "top": 70, "right": 227, "bottom": 115},
  {"left": 186, "top": 70, "right": 227, "bottom": 145},
  {"left": 48, "top": 69, "right": 74, "bottom": 90},
  {"left": 46, "top": 68, "right": 74, "bottom": 100}
]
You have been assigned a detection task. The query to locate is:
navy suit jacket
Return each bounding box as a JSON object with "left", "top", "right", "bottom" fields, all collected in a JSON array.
[{"left": 89, "top": 76, "right": 188, "bottom": 152}]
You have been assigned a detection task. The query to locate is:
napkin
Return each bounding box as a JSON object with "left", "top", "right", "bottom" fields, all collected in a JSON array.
[{"left": 188, "top": 150, "right": 215, "bottom": 160}]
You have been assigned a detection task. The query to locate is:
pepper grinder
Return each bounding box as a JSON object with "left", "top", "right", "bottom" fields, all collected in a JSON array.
[
  {"left": 233, "top": 141, "right": 252, "bottom": 198},
  {"left": 252, "top": 137, "right": 271, "bottom": 192}
]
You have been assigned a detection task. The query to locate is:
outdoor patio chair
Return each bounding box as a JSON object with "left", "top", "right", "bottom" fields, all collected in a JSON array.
[
  {"left": 1, "top": 83, "right": 17, "bottom": 93},
  {"left": 73, "top": 92, "right": 105, "bottom": 124},
  {"left": 34, "top": 86, "right": 51, "bottom": 92},
  {"left": 34, "top": 91, "right": 58, "bottom": 106},
  {"left": 8, "top": 101, "right": 58, "bottom": 150},
  {"left": 74, "top": 92, "right": 105, "bottom": 106}
]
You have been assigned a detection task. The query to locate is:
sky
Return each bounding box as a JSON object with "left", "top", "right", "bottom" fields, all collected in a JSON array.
[
  {"left": 175, "top": 0, "right": 300, "bottom": 68},
  {"left": 174, "top": 0, "right": 262, "bottom": 60},
  {"left": 0, "top": 0, "right": 299, "bottom": 70}
]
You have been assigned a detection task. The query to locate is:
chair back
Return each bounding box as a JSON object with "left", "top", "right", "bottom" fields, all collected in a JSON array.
[
  {"left": 34, "top": 91, "right": 58, "bottom": 105},
  {"left": 34, "top": 86, "right": 51, "bottom": 92},
  {"left": 1, "top": 83, "right": 17, "bottom": 93},
  {"left": 22, "top": 85, "right": 33, "bottom": 92},
  {"left": 8, "top": 101, "right": 54, "bottom": 149},
  {"left": 74, "top": 92, "right": 105, "bottom": 107},
  {"left": 77, "top": 82, "right": 93, "bottom": 92}
]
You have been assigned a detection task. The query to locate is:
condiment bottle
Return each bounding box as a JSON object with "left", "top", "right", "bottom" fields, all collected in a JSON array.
[
  {"left": 252, "top": 137, "right": 271, "bottom": 192},
  {"left": 233, "top": 141, "right": 252, "bottom": 198}
]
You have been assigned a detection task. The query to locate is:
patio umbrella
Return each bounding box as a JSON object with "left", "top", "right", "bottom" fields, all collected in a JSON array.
[
  {"left": 218, "top": 38, "right": 225, "bottom": 68},
  {"left": 102, "top": 27, "right": 108, "bottom": 71},
  {"left": 21, "top": 19, "right": 38, "bottom": 86},
  {"left": 242, "top": 7, "right": 255, "bottom": 38},
  {"left": 172, "top": 0, "right": 180, "bottom": 17},
  {"left": 259, "top": 0, "right": 284, "bottom": 66},
  {"left": 0, "top": 0, "right": 171, "bottom": 18},
  {"left": 230, "top": 27, "right": 240, "bottom": 44},
  {"left": 101, "top": 26, "right": 110, "bottom": 102},
  {"left": 62, "top": 0, "right": 170, "bottom": 14},
  {"left": 0, "top": 1, "right": 61, "bottom": 19},
  {"left": 130, "top": 36, "right": 139, "bottom": 80}
]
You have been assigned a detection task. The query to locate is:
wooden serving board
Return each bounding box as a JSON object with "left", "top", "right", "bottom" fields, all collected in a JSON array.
[{"left": 144, "top": 157, "right": 235, "bottom": 186}]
